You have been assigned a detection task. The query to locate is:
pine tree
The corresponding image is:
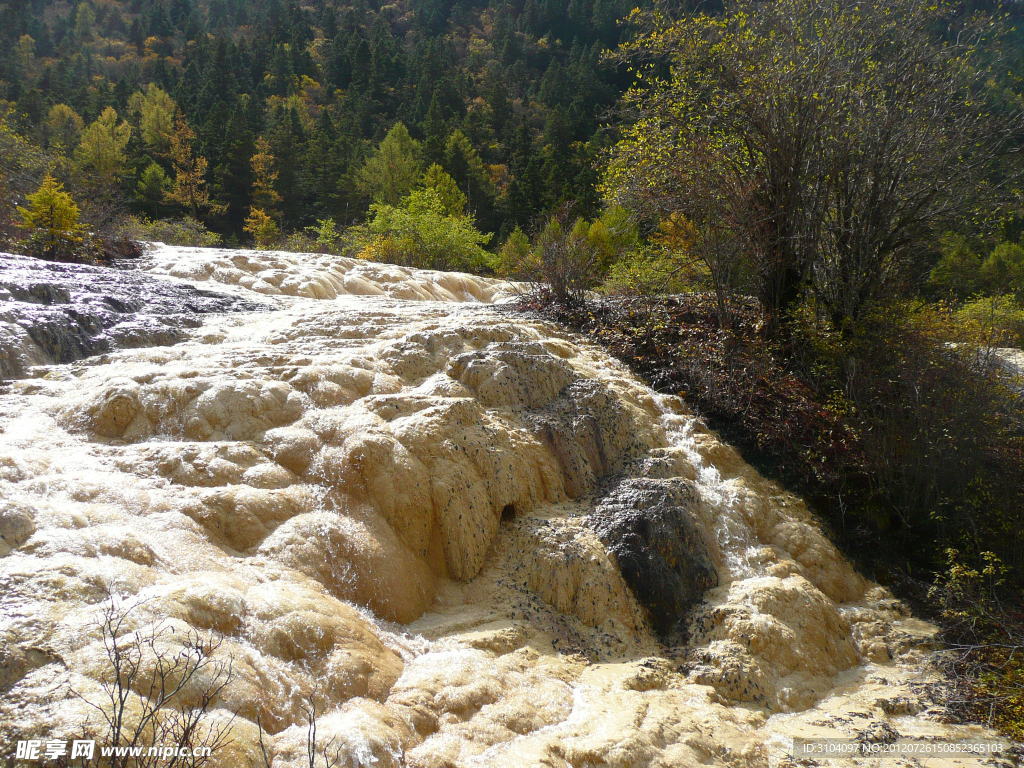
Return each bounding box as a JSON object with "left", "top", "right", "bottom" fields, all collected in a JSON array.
[
  {"left": 355, "top": 122, "right": 422, "bottom": 206},
  {"left": 212, "top": 97, "right": 257, "bottom": 232},
  {"left": 16, "top": 174, "right": 85, "bottom": 261},
  {"left": 443, "top": 129, "right": 496, "bottom": 228},
  {"left": 421, "top": 91, "right": 447, "bottom": 163},
  {"left": 136, "top": 162, "right": 169, "bottom": 215},
  {"left": 301, "top": 111, "right": 346, "bottom": 220},
  {"left": 264, "top": 106, "right": 305, "bottom": 225}
]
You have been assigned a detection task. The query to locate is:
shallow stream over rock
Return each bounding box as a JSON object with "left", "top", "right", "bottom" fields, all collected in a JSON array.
[
  {"left": 0, "top": 244, "right": 1007, "bottom": 766},
  {"left": 0, "top": 252, "right": 266, "bottom": 380}
]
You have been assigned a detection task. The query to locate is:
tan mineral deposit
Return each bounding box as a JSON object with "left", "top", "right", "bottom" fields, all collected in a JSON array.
[{"left": 0, "top": 244, "right": 1005, "bottom": 767}]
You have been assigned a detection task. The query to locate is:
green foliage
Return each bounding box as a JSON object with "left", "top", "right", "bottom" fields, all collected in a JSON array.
[
  {"left": 420, "top": 164, "right": 466, "bottom": 216},
  {"left": 345, "top": 187, "right": 492, "bottom": 272},
  {"left": 356, "top": 123, "right": 423, "bottom": 206},
  {"left": 72, "top": 1, "right": 95, "bottom": 41},
  {"left": 136, "top": 162, "right": 170, "bottom": 214},
  {"left": 930, "top": 549, "right": 1010, "bottom": 628},
  {"left": 930, "top": 233, "right": 1024, "bottom": 302},
  {"left": 278, "top": 230, "right": 322, "bottom": 254},
  {"left": 16, "top": 174, "right": 85, "bottom": 261},
  {"left": 956, "top": 294, "right": 1024, "bottom": 346},
  {"left": 603, "top": 250, "right": 692, "bottom": 296},
  {"left": 504, "top": 205, "right": 643, "bottom": 292},
  {"left": 128, "top": 84, "right": 176, "bottom": 155},
  {"left": 304, "top": 218, "right": 343, "bottom": 252},
  {"left": 43, "top": 104, "right": 83, "bottom": 152},
  {"left": 494, "top": 227, "right": 533, "bottom": 279},
  {"left": 123, "top": 216, "right": 221, "bottom": 248},
  {"left": 587, "top": 206, "right": 640, "bottom": 268},
  {"left": 929, "top": 233, "right": 985, "bottom": 299},
  {"left": 75, "top": 107, "right": 131, "bottom": 184},
  {"left": 980, "top": 241, "right": 1024, "bottom": 298},
  {"left": 443, "top": 129, "right": 495, "bottom": 223}
]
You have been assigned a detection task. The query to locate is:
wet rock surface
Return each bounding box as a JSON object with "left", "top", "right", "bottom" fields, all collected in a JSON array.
[
  {"left": 0, "top": 252, "right": 265, "bottom": 379},
  {"left": 0, "top": 245, "right": 1007, "bottom": 768},
  {"left": 993, "top": 347, "right": 1024, "bottom": 392},
  {"left": 589, "top": 477, "right": 718, "bottom": 642}
]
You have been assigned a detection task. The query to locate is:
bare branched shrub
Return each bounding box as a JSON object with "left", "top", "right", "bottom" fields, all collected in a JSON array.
[
  {"left": 250, "top": 687, "right": 347, "bottom": 768},
  {"left": 298, "top": 695, "right": 346, "bottom": 768},
  {"left": 523, "top": 207, "right": 601, "bottom": 306},
  {"left": 69, "top": 589, "right": 236, "bottom": 768}
]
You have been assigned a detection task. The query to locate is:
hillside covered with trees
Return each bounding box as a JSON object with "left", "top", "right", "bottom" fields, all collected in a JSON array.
[{"left": 0, "top": 0, "right": 638, "bottom": 250}]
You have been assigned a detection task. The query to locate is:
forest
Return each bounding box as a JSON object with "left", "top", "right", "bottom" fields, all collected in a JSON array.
[
  {"left": 3, "top": 0, "right": 1024, "bottom": 747},
  {"left": 0, "top": 0, "right": 637, "bottom": 251}
]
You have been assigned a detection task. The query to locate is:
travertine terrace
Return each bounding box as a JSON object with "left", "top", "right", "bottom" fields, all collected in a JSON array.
[{"left": 0, "top": 245, "right": 1003, "bottom": 766}]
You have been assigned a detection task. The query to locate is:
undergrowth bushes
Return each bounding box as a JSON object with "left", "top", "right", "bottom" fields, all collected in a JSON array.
[
  {"left": 956, "top": 294, "right": 1024, "bottom": 347},
  {"left": 122, "top": 216, "right": 222, "bottom": 248},
  {"left": 929, "top": 550, "right": 1024, "bottom": 741}
]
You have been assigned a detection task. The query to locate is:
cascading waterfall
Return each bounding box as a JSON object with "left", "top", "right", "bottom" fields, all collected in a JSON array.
[{"left": 0, "top": 244, "right": 1004, "bottom": 767}]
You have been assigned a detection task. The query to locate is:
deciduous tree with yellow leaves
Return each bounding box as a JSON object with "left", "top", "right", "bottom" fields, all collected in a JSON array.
[
  {"left": 17, "top": 174, "right": 85, "bottom": 261},
  {"left": 165, "top": 113, "right": 223, "bottom": 218},
  {"left": 243, "top": 207, "right": 279, "bottom": 248}
]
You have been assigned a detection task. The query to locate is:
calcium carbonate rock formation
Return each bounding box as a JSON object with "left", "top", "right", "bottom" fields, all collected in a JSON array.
[
  {"left": 0, "top": 251, "right": 265, "bottom": 379},
  {"left": 0, "top": 243, "right": 1008, "bottom": 768}
]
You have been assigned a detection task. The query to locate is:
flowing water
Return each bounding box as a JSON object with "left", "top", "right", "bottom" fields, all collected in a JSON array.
[{"left": 0, "top": 245, "right": 1008, "bottom": 767}]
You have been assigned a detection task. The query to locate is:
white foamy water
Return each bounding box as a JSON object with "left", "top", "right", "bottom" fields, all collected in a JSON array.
[{"left": 0, "top": 245, "right": 1005, "bottom": 766}]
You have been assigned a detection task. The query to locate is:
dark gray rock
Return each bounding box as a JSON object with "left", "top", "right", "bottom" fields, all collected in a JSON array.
[
  {"left": 0, "top": 253, "right": 266, "bottom": 380},
  {"left": 589, "top": 477, "right": 717, "bottom": 642}
]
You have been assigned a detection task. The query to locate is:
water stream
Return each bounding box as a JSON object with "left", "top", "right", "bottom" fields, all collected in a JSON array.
[{"left": 0, "top": 245, "right": 1004, "bottom": 767}]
